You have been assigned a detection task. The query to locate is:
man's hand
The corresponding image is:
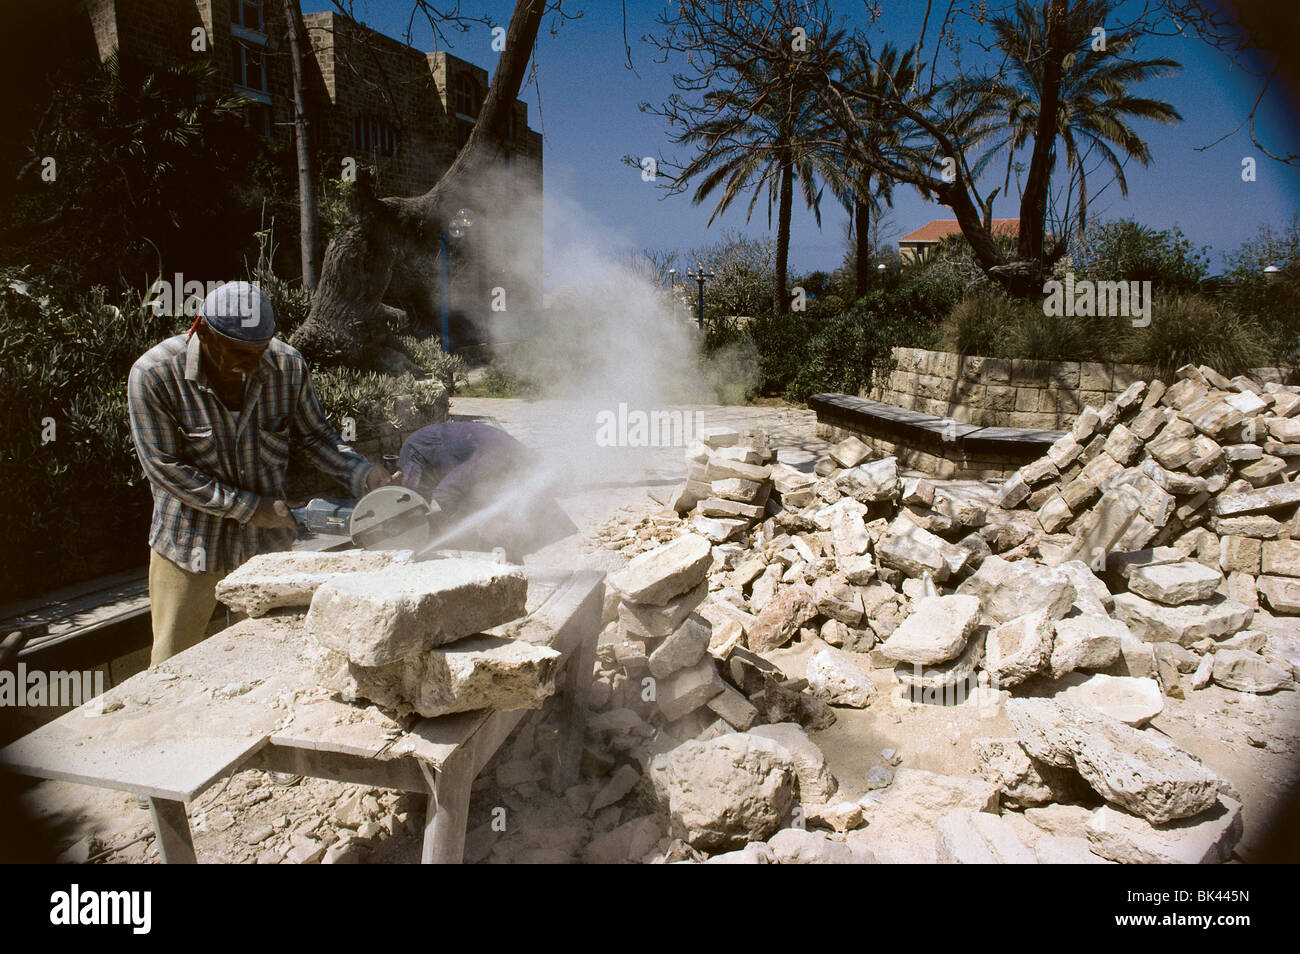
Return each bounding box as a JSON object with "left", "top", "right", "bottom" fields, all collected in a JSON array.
[
  {"left": 365, "top": 465, "right": 402, "bottom": 492},
  {"left": 249, "top": 497, "right": 298, "bottom": 529}
]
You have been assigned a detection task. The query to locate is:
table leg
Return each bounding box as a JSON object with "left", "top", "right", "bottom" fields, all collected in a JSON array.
[
  {"left": 148, "top": 797, "right": 197, "bottom": 864},
  {"left": 554, "top": 604, "right": 600, "bottom": 791},
  {"left": 418, "top": 757, "right": 471, "bottom": 864}
]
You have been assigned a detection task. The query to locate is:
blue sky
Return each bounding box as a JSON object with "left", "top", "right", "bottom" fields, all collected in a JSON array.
[{"left": 309, "top": 1, "right": 1300, "bottom": 277}]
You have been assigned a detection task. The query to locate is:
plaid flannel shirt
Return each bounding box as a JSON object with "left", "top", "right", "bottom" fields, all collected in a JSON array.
[{"left": 127, "top": 333, "right": 372, "bottom": 576}]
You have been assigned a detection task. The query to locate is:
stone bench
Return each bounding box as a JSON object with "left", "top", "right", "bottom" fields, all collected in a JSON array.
[{"left": 809, "top": 393, "right": 1064, "bottom": 479}]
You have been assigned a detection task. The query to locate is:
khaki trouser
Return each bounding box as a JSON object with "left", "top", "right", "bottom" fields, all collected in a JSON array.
[{"left": 148, "top": 549, "right": 222, "bottom": 666}]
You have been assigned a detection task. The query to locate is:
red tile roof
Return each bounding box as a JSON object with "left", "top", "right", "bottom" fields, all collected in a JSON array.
[{"left": 900, "top": 218, "right": 1020, "bottom": 243}]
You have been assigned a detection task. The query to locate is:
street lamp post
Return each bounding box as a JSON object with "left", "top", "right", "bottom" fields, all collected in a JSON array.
[
  {"left": 439, "top": 208, "right": 474, "bottom": 353},
  {"left": 687, "top": 262, "right": 713, "bottom": 330}
]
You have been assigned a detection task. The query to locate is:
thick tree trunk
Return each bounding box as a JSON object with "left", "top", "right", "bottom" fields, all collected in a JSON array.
[
  {"left": 290, "top": 0, "right": 546, "bottom": 365},
  {"left": 282, "top": 0, "right": 318, "bottom": 290},
  {"left": 1016, "top": 1, "right": 1067, "bottom": 273},
  {"left": 775, "top": 157, "right": 793, "bottom": 314},
  {"left": 854, "top": 195, "right": 871, "bottom": 297}
]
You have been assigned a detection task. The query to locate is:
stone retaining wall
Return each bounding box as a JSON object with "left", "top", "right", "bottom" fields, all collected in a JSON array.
[{"left": 870, "top": 347, "right": 1296, "bottom": 431}]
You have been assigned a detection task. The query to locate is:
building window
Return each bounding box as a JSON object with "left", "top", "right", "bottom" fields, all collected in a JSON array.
[
  {"left": 234, "top": 0, "right": 264, "bottom": 32},
  {"left": 353, "top": 115, "right": 398, "bottom": 158},
  {"left": 244, "top": 104, "right": 271, "bottom": 138},
  {"left": 453, "top": 73, "right": 479, "bottom": 118},
  {"left": 232, "top": 41, "right": 268, "bottom": 97}
]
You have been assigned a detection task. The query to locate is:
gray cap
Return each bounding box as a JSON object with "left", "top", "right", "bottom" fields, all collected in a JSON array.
[{"left": 199, "top": 281, "right": 275, "bottom": 341}]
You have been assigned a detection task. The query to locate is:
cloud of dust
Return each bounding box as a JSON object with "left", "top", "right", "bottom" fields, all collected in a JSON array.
[{"left": 421, "top": 162, "right": 760, "bottom": 557}]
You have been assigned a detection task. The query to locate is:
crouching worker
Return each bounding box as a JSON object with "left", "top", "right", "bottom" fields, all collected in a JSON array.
[
  {"left": 397, "top": 421, "right": 575, "bottom": 560},
  {"left": 128, "top": 281, "right": 399, "bottom": 665}
]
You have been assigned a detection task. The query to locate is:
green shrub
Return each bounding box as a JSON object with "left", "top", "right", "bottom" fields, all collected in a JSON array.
[
  {"left": 784, "top": 288, "right": 944, "bottom": 403},
  {"left": 939, "top": 289, "right": 1014, "bottom": 357},
  {"left": 1070, "top": 219, "right": 1209, "bottom": 293},
  {"left": 1127, "top": 295, "right": 1265, "bottom": 378},
  {"left": 1223, "top": 217, "right": 1300, "bottom": 365},
  {"left": 745, "top": 310, "right": 817, "bottom": 396},
  {"left": 0, "top": 270, "right": 185, "bottom": 600},
  {"left": 399, "top": 335, "right": 469, "bottom": 393},
  {"left": 459, "top": 360, "right": 540, "bottom": 399}
]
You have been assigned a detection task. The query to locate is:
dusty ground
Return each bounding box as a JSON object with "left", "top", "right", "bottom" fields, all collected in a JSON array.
[{"left": 11, "top": 397, "right": 1300, "bottom": 863}]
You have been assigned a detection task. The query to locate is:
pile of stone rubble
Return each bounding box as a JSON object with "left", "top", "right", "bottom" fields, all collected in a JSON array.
[
  {"left": 217, "top": 550, "right": 552, "bottom": 718},
  {"left": 576, "top": 398, "right": 1298, "bottom": 863},
  {"left": 999, "top": 364, "right": 1300, "bottom": 619}
]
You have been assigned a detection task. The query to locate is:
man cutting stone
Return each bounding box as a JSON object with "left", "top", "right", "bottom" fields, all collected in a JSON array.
[
  {"left": 128, "top": 281, "right": 398, "bottom": 665},
  {"left": 397, "top": 421, "right": 574, "bottom": 558}
]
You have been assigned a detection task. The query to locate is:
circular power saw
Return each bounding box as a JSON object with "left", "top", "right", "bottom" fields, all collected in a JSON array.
[{"left": 293, "top": 486, "right": 441, "bottom": 551}]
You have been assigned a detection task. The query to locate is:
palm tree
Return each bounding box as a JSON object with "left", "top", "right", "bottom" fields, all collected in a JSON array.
[
  {"left": 833, "top": 42, "right": 923, "bottom": 297},
  {"left": 675, "top": 23, "right": 848, "bottom": 314},
  {"left": 957, "top": 0, "right": 1182, "bottom": 244}
]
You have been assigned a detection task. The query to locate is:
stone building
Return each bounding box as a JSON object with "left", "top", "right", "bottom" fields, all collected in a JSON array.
[{"left": 76, "top": 0, "right": 543, "bottom": 343}]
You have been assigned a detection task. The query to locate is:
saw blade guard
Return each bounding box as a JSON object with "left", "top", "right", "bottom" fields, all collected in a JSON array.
[{"left": 349, "top": 485, "right": 438, "bottom": 551}]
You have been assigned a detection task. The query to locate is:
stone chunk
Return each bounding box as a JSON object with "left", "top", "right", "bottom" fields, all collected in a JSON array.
[
  {"left": 1085, "top": 798, "right": 1242, "bottom": 865},
  {"left": 835, "top": 457, "right": 902, "bottom": 503},
  {"left": 1061, "top": 674, "right": 1164, "bottom": 726},
  {"left": 1257, "top": 575, "right": 1300, "bottom": 614},
  {"left": 881, "top": 595, "right": 981, "bottom": 665},
  {"left": 698, "top": 426, "right": 740, "bottom": 448},
  {"left": 307, "top": 560, "right": 528, "bottom": 666},
  {"left": 1211, "top": 649, "right": 1292, "bottom": 693},
  {"left": 1006, "top": 698, "right": 1221, "bottom": 824},
  {"left": 806, "top": 648, "right": 877, "bottom": 708},
  {"left": 1209, "top": 514, "right": 1283, "bottom": 538},
  {"left": 894, "top": 631, "right": 985, "bottom": 695},
  {"left": 705, "top": 456, "right": 772, "bottom": 484},
  {"left": 1128, "top": 561, "right": 1223, "bottom": 606},
  {"left": 608, "top": 534, "right": 713, "bottom": 605},
  {"left": 655, "top": 733, "right": 797, "bottom": 850},
  {"left": 711, "top": 477, "right": 767, "bottom": 504},
  {"left": 876, "top": 516, "right": 960, "bottom": 581},
  {"left": 1060, "top": 485, "right": 1143, "bottom": 567},
  {"left": 1050, "top": 615, "right": 1126, "bottom": 678},
  {"left": 746, "top": 585, "right": 818, "bottom": 652},
  {"left": 217, "top": 549, "right": 413, "bottom": 617},
  {"left": 697, "top": 497, "right": 765, "bottom": 521},
  {"left": 856, "top": 768, "right": 999, "bottom": 864},
  {"left": 972, "top": 737, "right": 1084, "bottom": 809},
  {"left": 768, "top": 827, "right": 867, "bottom": 862},
  {"left": 1262, "top": 539, "right": 1300, "bottom": 577},
  {"left": 749, "top": 723, "right": 838, "bottom": 803},
  {"left": 324, "top": 634, "right": 559, "bottom": 718},
  {"left": 691, "top": 515, "right": 748, "bottom": 543},
  {"left": 618, "top": 581, "right": 707, "bottom": 641},
  {"left": 1103, "top": 424, "right": 1143, "bottom": 465},
  {"left": 1219, "top": 536, "right": 1262, "bottom": 575},
  {"left": 1184, "top": 397, "right": 1244, "bottom": 439},
  {"left": 706, "top": 683, "right": 760, "bottom": 731},
  {"left": 984, "top": 610, "right": 1054, "bottom": 687},
  {"left": 936, "top": 810, "right": 1036, "bottom": 864},
  {"left": 656, "top": 656, "right": 725, "bottom": 721},
  {"left": 648, "top": 613, "right": 712, "bottom": 679},
  {"left": 1213, "top": 481, "right": 1300, "bottom": 517},
  {"left": 996, "top": 473, "right": 1031, "bottom": 509},
  {"left": 956, "top": 556, "right": 1077, "bottom": 625},
  {"left": 830, "top": 435, "right": 872, "bottom": 468},
  {"left": 1112, "top": 593, "right": 1251, "bottom": 646}
]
